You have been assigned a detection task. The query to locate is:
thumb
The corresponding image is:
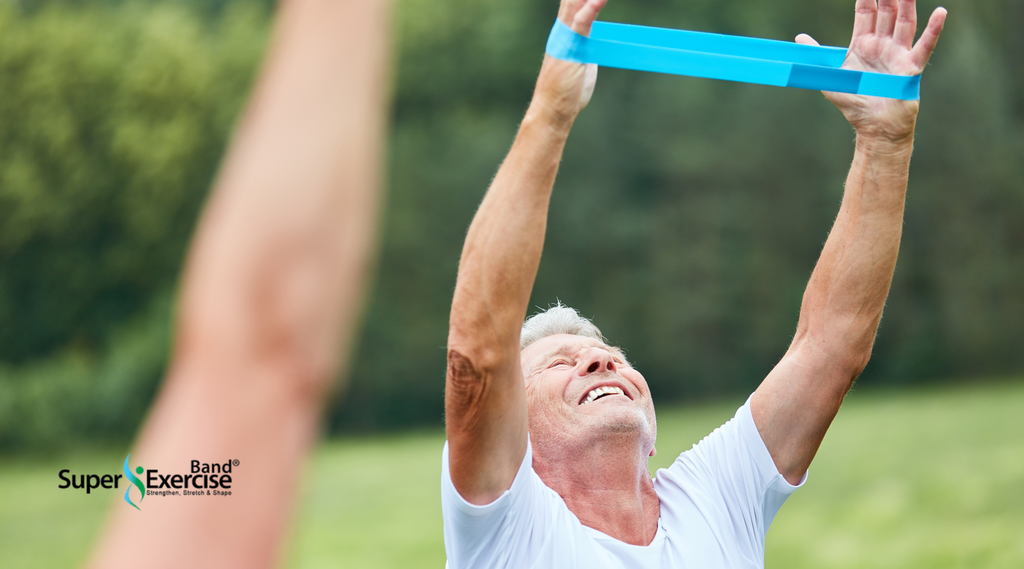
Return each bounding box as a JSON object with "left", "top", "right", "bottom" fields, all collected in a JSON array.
[
  {"left": 579, "top": 63, "right": 599, "bottom": 108},
  {"left": 795, "top": 33, "right": 821, "bottom": 47}
]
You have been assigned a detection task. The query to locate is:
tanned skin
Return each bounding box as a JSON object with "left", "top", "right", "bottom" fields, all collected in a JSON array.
[
  {"left": 87, "top": 1, "right": 390, "bottom": 567},
  {"left": 446, "top": 0, "right": 945, "bottom": 547}
]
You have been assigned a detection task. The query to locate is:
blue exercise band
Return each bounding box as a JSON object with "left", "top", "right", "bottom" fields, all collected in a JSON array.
[{"left": 545, "top": 20, "right": 921, "bottom": 100}]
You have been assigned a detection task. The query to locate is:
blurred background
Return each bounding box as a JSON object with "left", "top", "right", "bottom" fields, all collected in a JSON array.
[{"left": 0, "top": 0, "right": 1020, "bottom": 567}]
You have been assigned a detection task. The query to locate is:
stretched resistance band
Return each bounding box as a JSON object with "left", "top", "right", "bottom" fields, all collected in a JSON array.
[{"left": 545, "top": 20, "right": 921, "bottom": 100}]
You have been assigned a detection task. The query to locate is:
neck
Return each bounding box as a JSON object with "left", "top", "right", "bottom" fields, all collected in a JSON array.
[{"left": 532, "top": 431, "right": 660, "bottom": 546}]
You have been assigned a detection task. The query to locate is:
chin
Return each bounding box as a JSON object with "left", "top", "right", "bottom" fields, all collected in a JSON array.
[{"left": 593, "top": 406, "right": 654, "bottom": 435}]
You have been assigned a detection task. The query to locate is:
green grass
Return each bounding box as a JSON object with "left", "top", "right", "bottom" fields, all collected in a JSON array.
[
  {"left": 1, "top": 379, "right": 1022, "bottom": 568},
  {"left": 764, "top": 380, "right": 1024, "bottom": 568}
]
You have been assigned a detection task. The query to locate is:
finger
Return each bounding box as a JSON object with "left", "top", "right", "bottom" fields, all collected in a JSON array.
[
  {"left": 853, "top": 0, "right": 878, "bottom": 38},
  {"left": 571, "top": 0, "right": 608, "bottom": 36},
  {"left": 877, "top": 0, "right": 899, "bottom": 37},
  {"left": 795, "top": 33, "right": 821, "bottom": 46},
  {"left": 909, "top": 7, "right": 947, "bottom": 70},
  {"left": 557, "top": 0, "right": 585, "bottom": 28},
  {"left": 892, "top": 0, "right": 918, "bottom": 48}
]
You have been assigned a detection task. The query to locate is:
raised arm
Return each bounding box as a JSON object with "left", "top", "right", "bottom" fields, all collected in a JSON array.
[
  {"left": 88, "top": 1, "right": 390, "bottom": 567},
  {"left": 752, "top": 0, "right": 946, "bottom": 484},
  {"left": 445, "top": 0, "right": 606, "bottom": 505}
]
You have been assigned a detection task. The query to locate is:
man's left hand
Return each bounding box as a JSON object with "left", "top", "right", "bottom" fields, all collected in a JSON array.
[{"left": 797, "top": 0, "right": 947, "bottom": 143}]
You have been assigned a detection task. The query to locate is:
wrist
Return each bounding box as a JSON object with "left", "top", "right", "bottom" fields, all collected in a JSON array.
[
  {"left": 854, "top": 131, "right": 915, "bottom": 157},
  {"left": 524, "top": 97, "right": 576, "bottom": 138},
  {"left": 526, "top": 54, "right": 594, "bottom": 132}
]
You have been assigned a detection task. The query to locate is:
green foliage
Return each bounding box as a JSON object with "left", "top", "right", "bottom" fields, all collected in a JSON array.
[
  {"left": 0, "top": 1, "right": 266, "bottom": 362},
  {"left": 0, "top": 0, "right": 1022, "bottom": 447},
  {"left": 0, "top": 292, "right": 172, "bottom": 452},
  {"left": 0, "top": 1, "right": 268, "bottom": 450}
]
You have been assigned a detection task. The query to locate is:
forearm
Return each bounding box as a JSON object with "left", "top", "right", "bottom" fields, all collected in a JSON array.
[
  {"left": 175, "top": 0, "right": 389, "bottom": 395},
  {"left": 448, "top": 102, "right": 573, "bottom": 364},
  {"left": 790, "top": 134, "right": 914, "bottom": 376},
  {"left": 754, "top": 134, "right": 914, "bottom": 482},
  {"left": 156, "top": 0, "right": 390, "bottom": 450}
]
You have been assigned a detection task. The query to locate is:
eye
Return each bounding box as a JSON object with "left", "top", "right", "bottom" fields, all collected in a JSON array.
[{"left": 548, "top": 359, "right": 571, "bottom": 369}]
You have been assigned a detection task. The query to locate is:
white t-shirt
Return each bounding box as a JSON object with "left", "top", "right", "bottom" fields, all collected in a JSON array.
[{"left": 440, "top": 397, "right": 804, "bottom": 568}]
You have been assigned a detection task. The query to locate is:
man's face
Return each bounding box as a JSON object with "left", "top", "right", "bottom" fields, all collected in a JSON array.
[{"left": 521, "top": 334, "right": 657, "bottom": 455}]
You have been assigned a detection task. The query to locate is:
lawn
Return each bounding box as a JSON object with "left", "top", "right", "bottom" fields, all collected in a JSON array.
[{"left": 1, "top": 379, "right": 1022, "bottom": 568}]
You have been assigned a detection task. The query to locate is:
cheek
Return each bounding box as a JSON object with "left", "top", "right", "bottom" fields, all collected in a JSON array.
[
  {"left": 524, "top": 386, "right": 542, "bottom": 416},
  {"left": 525, "top": 382, "right": 560, "bottom": 415},
  {"left": 525, "top": 376, "right": 576, "bottom": 424},
  {"left": 527, "top": 370, "right": 570, "bottom": 399},
  {"left": 524, "top": 380, "right": 554, "bottom": 421},
  {"left": 525, "top": 395, "right": 561, "bottom": 439},
  {"left": 625, "top": 371, "right": 651, "bottom": 395}
]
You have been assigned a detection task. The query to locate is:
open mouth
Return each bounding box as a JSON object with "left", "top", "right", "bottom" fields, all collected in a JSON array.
[{"left": 581, "top": 385, "right": 627, "bottom": 405}]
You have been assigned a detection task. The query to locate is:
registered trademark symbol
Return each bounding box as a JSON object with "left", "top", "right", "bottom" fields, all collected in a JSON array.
[{"left": 232, "top": 459, "right": 240, "bottom": 467}]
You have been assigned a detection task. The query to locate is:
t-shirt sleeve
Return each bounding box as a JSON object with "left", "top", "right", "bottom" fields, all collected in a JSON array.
[
  {"left": 657, "top": 396, "right": 805, "bottom": 552},
  {"left": 441, "top": 437, "right": 555, "bottom": 569}
]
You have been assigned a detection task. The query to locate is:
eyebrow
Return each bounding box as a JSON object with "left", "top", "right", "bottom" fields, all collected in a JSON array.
[{"left": 538, "top": 344, "right": 577, "bottom": 363}]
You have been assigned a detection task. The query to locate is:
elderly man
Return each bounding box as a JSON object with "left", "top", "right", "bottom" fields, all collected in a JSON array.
[{"left": 443, "top": 0, "right": 945, "bottom": 567}]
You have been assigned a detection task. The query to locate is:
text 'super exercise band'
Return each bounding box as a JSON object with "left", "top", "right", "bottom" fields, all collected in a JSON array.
[{"left": 545, "top": 20, "right": 921, "bottom": 100}]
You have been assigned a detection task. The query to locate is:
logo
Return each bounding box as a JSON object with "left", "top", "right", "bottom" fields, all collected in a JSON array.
[
  {"left": 123, "top": 454, "right": 146, "bottom": 510},
  {"left": 58, "top": 457, "right": 238, "bottom": 508}
]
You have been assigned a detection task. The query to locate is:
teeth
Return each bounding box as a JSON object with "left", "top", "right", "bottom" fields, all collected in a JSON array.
[{"left": 583, "top": 386, "right": 625, "bottom": 405}]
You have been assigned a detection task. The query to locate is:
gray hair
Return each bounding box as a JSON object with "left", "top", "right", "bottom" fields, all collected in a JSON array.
[{"left": 520, "top": 303, "right": 606, "bottom": 349}]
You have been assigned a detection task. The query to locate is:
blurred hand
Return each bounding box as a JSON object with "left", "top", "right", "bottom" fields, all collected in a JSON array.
[
  {"left": 797, "top": 0, "right": 946, "bottom": 143},
  {"left": 532, "top": 0, "right": 607, "bottom": 123}
]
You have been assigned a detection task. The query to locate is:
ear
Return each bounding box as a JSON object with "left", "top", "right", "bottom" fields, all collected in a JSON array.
[{"left": 649, "top": 446, "right": 657, "bottom": 457}]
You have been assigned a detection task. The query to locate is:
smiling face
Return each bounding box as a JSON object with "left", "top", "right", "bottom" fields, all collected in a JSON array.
[{"left": 521, "top": 334, "right": 657, "bottom": 458}]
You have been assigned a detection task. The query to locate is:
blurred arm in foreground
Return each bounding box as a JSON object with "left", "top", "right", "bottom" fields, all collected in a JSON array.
[
  {"left": 752, "top": 0, "right": 947, "bottom": 485},
  {"left": 87, "top": 0, "right": 390, "bottom": 567}
]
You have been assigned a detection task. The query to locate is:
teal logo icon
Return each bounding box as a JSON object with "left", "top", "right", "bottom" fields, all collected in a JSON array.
[{"left": 123, "top": 455, "right": 145, "bottom": 510}]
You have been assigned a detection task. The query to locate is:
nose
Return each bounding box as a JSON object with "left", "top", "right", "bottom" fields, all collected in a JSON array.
[{"left": 579, "top": 348, "right": 617, "bottom": 376}]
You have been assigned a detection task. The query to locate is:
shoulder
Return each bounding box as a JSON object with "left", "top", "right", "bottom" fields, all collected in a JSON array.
[
  {"left": 654, "top": 398, "right": 804, "bottom": 539},
  {"left": 659, "top": 397, "right": 789, "bottom": 483}
]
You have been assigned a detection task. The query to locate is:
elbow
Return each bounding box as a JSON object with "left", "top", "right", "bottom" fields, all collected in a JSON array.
[
  {"left": 445, "top": 335, "right": 515, "bottom": 382},
  {"left": 445, "top": 328, "right": 519, "bottom": 428},
  {"left": 843, "top": 348, "right": 874, "bottom": 386},
  {"left": 790, "top": 326, "right": 875, "bottom": 387},
  {"left": 447, "top": 307, "right": 521, "bottom": 376},
  {"left": 444, "top": 347, "right": 501, "bottom": 435},
  {"left": 840, "top": 349, "right": 872, "bottom": 386},
  {"left": 171, "top": 327, "right": 336, "bottom": 412}
]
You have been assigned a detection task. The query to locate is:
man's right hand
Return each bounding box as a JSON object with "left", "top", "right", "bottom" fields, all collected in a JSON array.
[{"left": 531, "top": 0, "right": 607, "bottom": 124}]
